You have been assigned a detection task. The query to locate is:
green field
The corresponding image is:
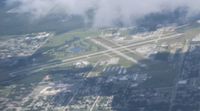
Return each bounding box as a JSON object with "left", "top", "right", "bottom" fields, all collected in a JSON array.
[{"left": 44, "top": 29, "right": 101, "bottom": 47}]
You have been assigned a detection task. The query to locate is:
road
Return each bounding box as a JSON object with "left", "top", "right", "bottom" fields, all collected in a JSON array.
[
  {"left": 63, "top": 61, "right": 100, "bottom": 111},
  {"left": 169, "top": 40, "right": 189, "bottom": 111},
  {"left": 89, "top": 96, "right": 100, "bottom": 111}
]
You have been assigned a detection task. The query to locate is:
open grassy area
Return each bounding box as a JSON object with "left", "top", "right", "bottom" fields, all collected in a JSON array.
[
  {"left": 34, "top": 29, "right": 104, "bottom": 62},
  {"left": 44, "top": 29, "right": 101, "bottom": 47}
]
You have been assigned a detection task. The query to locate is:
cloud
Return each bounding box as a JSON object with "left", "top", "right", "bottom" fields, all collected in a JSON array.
[{"left": 6, "top": 0, "right": 200, "bottom": 27}]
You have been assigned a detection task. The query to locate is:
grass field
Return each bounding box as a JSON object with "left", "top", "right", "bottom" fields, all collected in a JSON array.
[{"left": 44, "top": 29, "right": 101, "bottom": 47}]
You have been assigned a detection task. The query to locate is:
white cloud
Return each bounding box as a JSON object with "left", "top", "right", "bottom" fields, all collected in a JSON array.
[{"left": 6, "top": 0, "right": 200, "bottom": 27}]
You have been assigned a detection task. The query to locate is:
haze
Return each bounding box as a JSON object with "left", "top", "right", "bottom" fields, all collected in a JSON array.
[{"left": 6, "top": 0, "right": 200, "bottom": 27}]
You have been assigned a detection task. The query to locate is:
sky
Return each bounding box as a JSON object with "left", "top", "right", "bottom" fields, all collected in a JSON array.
[{"left": 5, "top": 0, "right": 200, "bottom": 27}]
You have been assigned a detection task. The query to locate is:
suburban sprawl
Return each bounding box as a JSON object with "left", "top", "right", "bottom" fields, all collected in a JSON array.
[{"left": 1, "top": 22, "right": 200, "bottom": 111}]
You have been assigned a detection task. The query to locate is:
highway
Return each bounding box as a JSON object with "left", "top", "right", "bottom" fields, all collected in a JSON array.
[
  {"left": 89, "top": 96, "right": 100, "bottom": 111},
  {"left": 63, "top": 61, "right": 100, "bottom": 111},
  {"left": 169, "top": 40, "right": 189, "bottom": 111}
]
